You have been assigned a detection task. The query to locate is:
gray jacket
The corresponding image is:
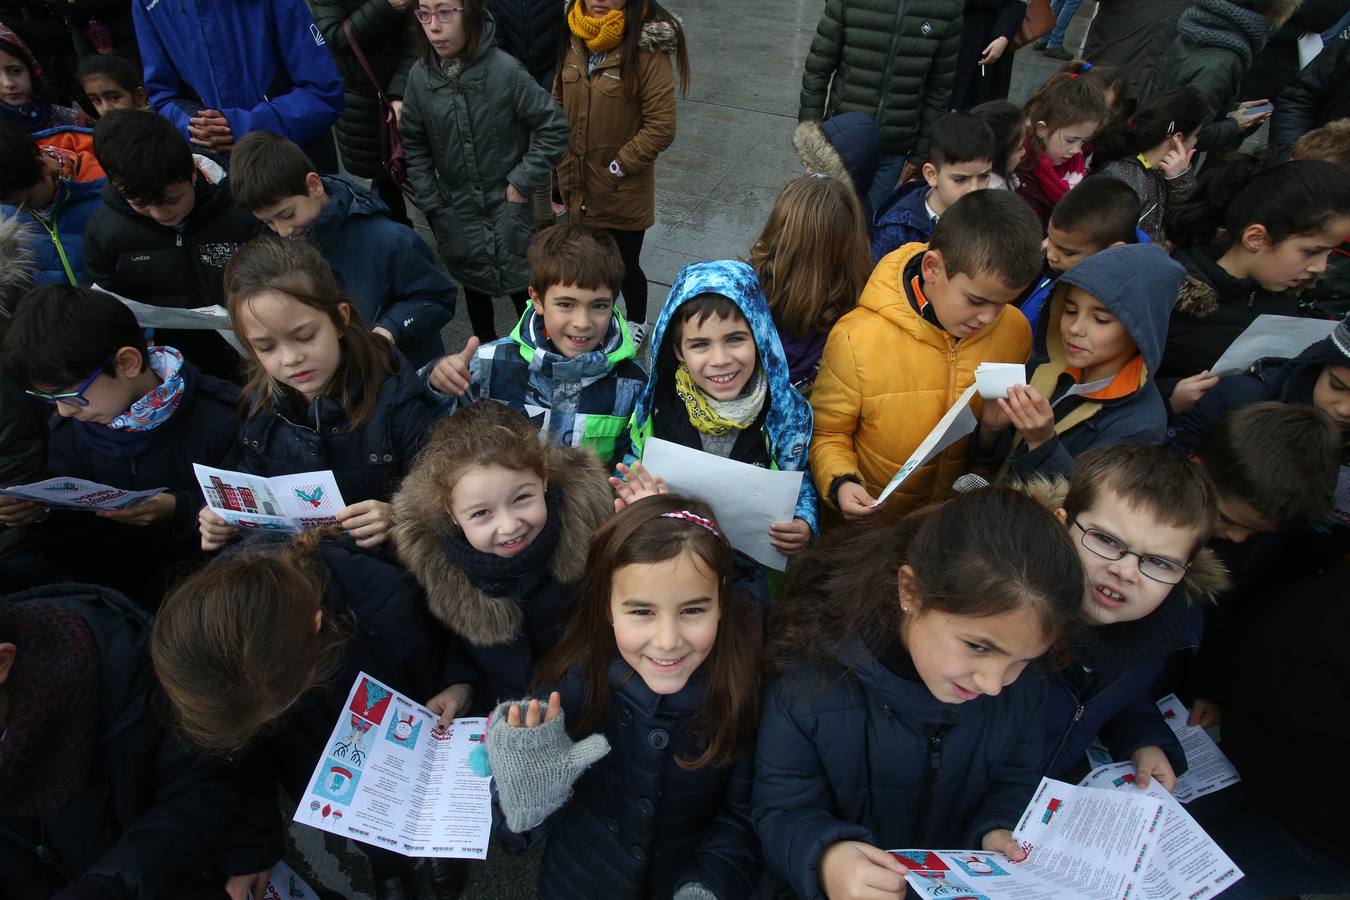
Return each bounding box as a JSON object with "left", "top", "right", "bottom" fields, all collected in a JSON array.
[{"left": 400, "top": 16, "right": 569, "bottom": 295}]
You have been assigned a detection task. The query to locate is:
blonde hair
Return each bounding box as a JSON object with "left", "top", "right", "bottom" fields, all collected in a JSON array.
[{"left": 1293, "top": 119, "right": 1350, "bottom": 171}]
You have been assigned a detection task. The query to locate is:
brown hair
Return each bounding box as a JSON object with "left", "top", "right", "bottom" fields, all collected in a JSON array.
[
  {"left": 228, "top": 130, "right": 315, "bottom": 211},
  {"left": 1020, "top": 72, "right": 1109, "bottom": 173},
  {"left": 749, "top": 176, "right": 869, "bottom": 338},
  {"left": 534, "top": 495, "right": 760, "bottom": 769},
  {"left": 412, "top": 401, "right": 550, "bottom": 516},
  {"left": 768, "top": 487, "right": 1085, "bottom": 677},
  {"left": 151, "top": 530, "right": 352, "bottom": 755},
  {"left": 617, "top": 0, "right": 691, "bottom": 98},
  {"left": 1293, "top": 119, "right": 1350, "bottom": 171},
  {"left": 527, "top": 223, "right": 625, "bottom": 297},
  {"left": 930, "top": 190, "right": 1045, "bottom": 289},
  {"left": 1063, "top": 443, "right": 1216, "bottom": 555},
  {"left": 224, "top": 236, "right": 396, "bottom": 427}
]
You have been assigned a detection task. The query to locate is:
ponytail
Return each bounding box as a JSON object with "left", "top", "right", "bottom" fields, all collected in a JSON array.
[{"left": 1091, "top": 88, "right": 1211, "bottom": 169}]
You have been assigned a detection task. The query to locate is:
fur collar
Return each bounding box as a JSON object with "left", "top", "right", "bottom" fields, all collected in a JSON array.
[
  {"left": 792, "top": 120, "right": 852, "bottom": 190},
  {"left": 1174, "top": 272, "right": 1219, "bottom": 319},
  {"left": 561, "top": 0, "right": 682, "bottom": 54},
  {"left": 391, "top": 444, "right": 614, "bottom": 646}
]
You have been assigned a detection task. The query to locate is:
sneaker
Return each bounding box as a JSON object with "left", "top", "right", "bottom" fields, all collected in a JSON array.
[
  {"left": 1033, "top": 39, "right": 1048, "bottom": 50},
  {"left": 1044, "top": 46, "right": 1074, "bottom": 60},
  {"left": 628, "top": 320, "right": 650, "bottom": 349}
]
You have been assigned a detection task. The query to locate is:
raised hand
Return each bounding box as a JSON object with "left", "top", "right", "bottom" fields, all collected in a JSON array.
[
  {"left": 1158, "top": 133, "right": 1195, "bottom": 179},
  {"left": 609, "top": 461, "right": 669, "bottom": 511},
  {"left": 428, "top": 335, "right": 480, "bottom": 396}
]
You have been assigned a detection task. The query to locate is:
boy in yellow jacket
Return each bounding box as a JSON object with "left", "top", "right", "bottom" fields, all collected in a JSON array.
[{"left": 811, "top": 190, "right": 1043, "bottom": 521}]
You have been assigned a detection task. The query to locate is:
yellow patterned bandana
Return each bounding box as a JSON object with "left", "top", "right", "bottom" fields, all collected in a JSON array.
[
  {"left": 568, "top": 1, "right": 626, "bottom": 54},
  {"left": 673, "top": 364, "right": 767, "bottom": 437}
]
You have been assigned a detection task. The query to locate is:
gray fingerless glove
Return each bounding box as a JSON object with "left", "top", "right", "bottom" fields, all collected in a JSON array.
[
  {"left": 485, "top": 699, "right": 612, "bottom": 833},
  {"left": 673, "top": 883, "right": 719, "bottom": 900}
]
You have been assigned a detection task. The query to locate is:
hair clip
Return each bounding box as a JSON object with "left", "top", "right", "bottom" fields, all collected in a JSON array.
[
  {"left": 1166, "top": 120, "right": 1176, "bottom": 135},
  {"left": 1069, "top": 73, "right": 1079, "bottom": 79},
  {"left": 660, "top": 510, "right": 721, "bottom": 537}
]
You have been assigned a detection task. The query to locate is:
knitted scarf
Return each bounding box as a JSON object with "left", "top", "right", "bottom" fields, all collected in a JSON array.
[
  {"left": 110, "top": 346, "right": 187, "bottom": 432},
  {"left": 568, "top": 1, "right": 627, "bottom": 54},
  {"left": 441, "top": 487, "right": 565, "bottom": 599},
  {"left": 0, "top": 600, "right": 101, "bottom": 817},
  {"left": 1029, "top": 148, "right": 1086, "bottom": 208},
  {"left": 674, "top": 364, "right": 767, "bottom": 437},
  {"left": 1175, "top": 0, "right": 1271, "bottom": 68}
]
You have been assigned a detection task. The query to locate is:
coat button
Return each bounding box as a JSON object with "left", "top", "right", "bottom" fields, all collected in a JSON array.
[
  {"left": 383, "top": 453, "right": 393, "bottom": 462},
  {"left": 309, "top": 448, "right": 319, "bottom": 456},
  {"left": 647, "top": 728, "right": 669, "bottom": 750},
  {"left": 943, "top": 708, "right": 959, "bottom": 723},
  {"left": 606, "top": 817, "right": 618, "bottom": 834},
  {"left": 618, "top": 708, "right": 632, "bottom": 726},
  {"left": 636, "top": 798, "right": 654, "bottom": 817},
  {"left": 628, "top": 845, "right": 646, "bottom": 863},
  {"left": 368, "top": 452, "right": 379, "bottom": 463}
]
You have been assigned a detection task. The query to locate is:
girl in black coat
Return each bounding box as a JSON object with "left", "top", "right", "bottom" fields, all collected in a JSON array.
[
  {"left": 198, "top": 236, "right": 436, "bottom": 553},
  {"left": 753, "top": 488, "right": 1086, "bottom": 900},
  {"left": 481, "top": 495, "right": 765, "bottom": 900}
]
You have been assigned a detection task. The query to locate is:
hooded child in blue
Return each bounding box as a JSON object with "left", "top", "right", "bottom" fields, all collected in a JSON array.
[
  {"left": 623, "top": 260, "right": 819, "bottom": 536},
  {"left": 869, "top": 179, "right": 937, "bottom": 262},
  {"left": 975, "top": 244, "right": 1185, "bottom": 479}
]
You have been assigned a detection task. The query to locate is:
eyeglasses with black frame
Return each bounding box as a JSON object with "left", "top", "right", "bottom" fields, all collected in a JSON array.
[
  {"left": 1069, "top": 519, "right": 1189, "bottom": 585},
  {"left": 414, "top": 4, "right": 464, "bottom": 23},
  {"left": 24, "top": 356, "right": 113, "bottom": 408}
]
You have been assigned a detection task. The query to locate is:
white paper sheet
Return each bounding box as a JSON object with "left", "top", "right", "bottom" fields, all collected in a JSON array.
[
  {"left": 0, "top": 477, "right": 166, "bottom": 510},
  {"left": 92, "top": 283, "right": 243, "bottom": 353},
  {"left": 1156, "top": 693, "right": 1241, "bottom": 802},
  {"left": 193, "top": 464, "right": 347, "bottom": 535},
  {"left": 1208, "top": 315, "right": 1337, "bottom": 376},
  {"left": 874, "top": 384, "right": 979, "bottom": 506},
  {"left": 294, "top": 673, "right": 492, "bottom": 859},
  {"left": 639, "top": 436, "right": 803, "bottom": 570},
  {"left": 975, "top": 362, "right": 1027, "bottom": 400},
  {"left": 256, "top": 862, "right": 321, "bottom": 900},
  {"left": 1079, "top": 762, "right": 1243, "bottom": 900}
]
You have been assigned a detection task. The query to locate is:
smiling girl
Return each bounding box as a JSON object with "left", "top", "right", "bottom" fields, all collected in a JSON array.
[{"left": 1016, "top": 71, "right": 1109, "bottom": 231}]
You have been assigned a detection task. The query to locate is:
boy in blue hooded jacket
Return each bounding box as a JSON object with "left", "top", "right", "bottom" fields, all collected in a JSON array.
[
  {"left": 620, "top": 260, "right": 819, "bottom": 554},
  {"left": 974, "top": 243, "right": 1186, "bottom": 479}
]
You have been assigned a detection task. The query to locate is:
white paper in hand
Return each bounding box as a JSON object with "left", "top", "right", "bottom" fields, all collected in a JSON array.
[
  {"left": 974, "top": 362, "right": 1026, "bottom": 400},
  {"left": 0, "top": 477, "right": 166, "bottom": 510},
  {"left": 639, "top": 437, "right": 803, "bottom": 570},
  {"left": 1208, "top": 315, "right": 1336, "bottom": 376},
  {"left": 874, "top": 385, "right": 979, "bottom": 506},
  {"left": 92, "top": 283, "right": 243, "bottom": 352}
]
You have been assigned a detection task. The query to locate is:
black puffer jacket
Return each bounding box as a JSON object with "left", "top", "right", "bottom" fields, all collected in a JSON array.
[
  {"left": 489, "top": 0, "right": 565, "bottom": 85},
  {"left": 1271, "top": 37, "right": 1350, "bottom": 159},
  {"left": 309, "top": 0, "right": 418, "bottom": 179}
]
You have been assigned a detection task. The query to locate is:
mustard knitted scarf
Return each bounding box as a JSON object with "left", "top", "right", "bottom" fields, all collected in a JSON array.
[
  {"left": 674, "top": 364, "right": 767, "bottom": 437},
  {"left": 568, "top": 1, "right": 627, "bottom": 54}
]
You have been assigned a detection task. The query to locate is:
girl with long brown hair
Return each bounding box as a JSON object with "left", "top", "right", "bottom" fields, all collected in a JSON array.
[{"left": 481, "top": 494, "right": 765, "bottom": 899}]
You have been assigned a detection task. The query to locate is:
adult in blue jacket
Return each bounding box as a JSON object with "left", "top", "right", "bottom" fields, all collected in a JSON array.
[{"left": 131, "top": 0, "right": 345, "bottom": 171}]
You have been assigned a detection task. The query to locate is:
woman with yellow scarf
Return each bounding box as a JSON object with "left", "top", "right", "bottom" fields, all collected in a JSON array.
[{"left": 554, "top": 0, "right": 691, "bottom": 349}]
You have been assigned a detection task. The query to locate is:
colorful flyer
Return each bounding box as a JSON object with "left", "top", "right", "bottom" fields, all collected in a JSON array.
[
  {"left": 1155, "top": 693, "right": 1241, "bottom": 803},
  {"left": 193, "top": 464, "right": 346, "bottom": 535},
  {"left": 295, "top": 672, "right": 492, "bottom": 860},
  {"left": 257, "top": 861, "right": 321, "bottom": 900},
  {"left": 0, "top": 476, "right": 165, "bottom": 511}
]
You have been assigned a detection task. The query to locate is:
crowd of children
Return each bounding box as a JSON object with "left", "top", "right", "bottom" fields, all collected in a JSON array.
[{"left": 3, "top": 3, "right": 1350, "bottom": 900}]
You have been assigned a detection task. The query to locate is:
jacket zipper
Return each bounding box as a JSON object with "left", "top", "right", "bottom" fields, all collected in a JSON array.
[
  {"left": 913, "top": 725, "right": 948, "bottom": 834},
  {"left": 31, "top": 206, "right": 77, "bottom": 286},
  {"left": 875, "top": 0, "right": 910, "bottom": 122}
]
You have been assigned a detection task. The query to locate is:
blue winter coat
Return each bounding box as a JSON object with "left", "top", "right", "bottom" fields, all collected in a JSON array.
[
  {"left": 238, "top": 352, "right": 435, "bottom": 504},
  {"left": 132, "top": 0, "right": 344, "bottom": 164},
  {"left": 870, "top": 179, "right": 935, "bottom": 262},
  {"left": 624, "top": 260, "right": 819, "bottom": 533},
  {"left": 753, "top": 642, "right": 1047, "bottom": 900},
  {"left": 1, "top": 178, "right": 103, "bottom": 286},
  {"left": 310, "top": 176, "right": 456, "bottom": 368}
]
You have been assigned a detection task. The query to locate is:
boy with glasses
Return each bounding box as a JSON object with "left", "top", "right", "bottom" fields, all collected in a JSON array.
[{"left": 0, "top": 284, "right": 239, "bottom": 607}]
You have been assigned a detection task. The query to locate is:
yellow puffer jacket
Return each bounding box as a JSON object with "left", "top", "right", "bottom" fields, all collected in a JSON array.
[{"left": 810, "top": 242, "right": 1032, "bottom": 516}]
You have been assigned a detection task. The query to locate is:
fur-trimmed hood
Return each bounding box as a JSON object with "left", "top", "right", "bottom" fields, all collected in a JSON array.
[
  {"left": 561, "top": 0, "right": 683, "bottom": 54},
  {"left": 0, "top": 212, "right": 36, "bottom": 318},
  {"left": 1175, "top": 272, "right": 1220, "bottom": 318},
  {"left": 792, "top": 112, "right": 881, "bottom": 216},
  {"left": 391, "top": 443, "right": 614, "bottom": 646},
  {"left": 1018, "top": 475, "right": 1231, "bottom": 603}
]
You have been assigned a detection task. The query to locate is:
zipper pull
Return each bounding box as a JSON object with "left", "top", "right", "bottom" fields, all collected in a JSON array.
[
  {"left": 1071, "top": 703, "right": 1085, "bottom": 723},
  {"left": 176, "top": 233, "right": 183, "bottom": 248}
]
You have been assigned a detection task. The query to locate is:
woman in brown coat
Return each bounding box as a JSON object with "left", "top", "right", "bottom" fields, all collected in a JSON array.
[{"left": 554, "top": 0, "right": 690, "bottom": 343}]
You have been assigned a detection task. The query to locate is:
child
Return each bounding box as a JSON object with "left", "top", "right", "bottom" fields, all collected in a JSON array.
[
  {"left": 554, "top": 0, "right": 690, "bottom": 343},
  {"left": 0, "top": 23, "right": 92, "bottom": 132},
  {"left": 1015, "top": 71, "right": 1110, "bottom": 230},
  {"left": 811, "top": 190, "right": 1041, "bottom": 521},
  {"left": 482, "top": 494, "right": 765, "bottom": 899},
  {"left": 971, "top": 99, "right": 1027, "bottom": 191},
  {"left": 748, "top": 175, "right": 871, "bottom": 394},
  {"left": 974, "top": 244, "right": 1186, "bottom": 479},
  {"left": 753, "top": 487, "right": 1086, "bottom": 898},
  {"left": 229, "top": 129, "right": 457, "bottom": 369},
  {"left": 0, "top": 584, "right": 266, "bottom": 900},
  {"left": 1019, "top": 174, "right": 1142, "bottom": 331},
  {"left": 75, "top": 52, "right": 148, "bottom": 117},
  {"left": 1092, "top": 87, "right": 1210, "bottom": 243},
  {"left": 1029, "top": 444, "right": 1227, "bottom": 785},
  {"left": 83, "top": 109, "right": 259, "bottom": 379},
  {"left": 426, "top": 224, "right": 647, "bottom": 467},
  {"left": 0, "top": 284, "right": 240, "bottom": 605},
  {"left": 198, "top": 237, "right": 436, "bottom": 552},
  {"left": 621, "top": 260, "right": 819, "bottom": 552},
  {"left": 151, "top": 529, "right": 475, "bottom": 900},
  {"left": 791, "top": 111, "right": 881, "bottom": 218},
  {"left": 871, "top": 111, "right": 996, "bottom": 262},
  {"left": 400, "top": 0, "right": 569, "bottom": 343},
  {"left": 393, "top": 401, "right": 614, "bottom": 707},
  {"left": 1290, "top": 120, "right": 1350, "bottom": 319},
  {"left": 0, "top": 121, "right": 102, "bottom": 285},
  {"left": 1162, "top": 157, "right": 1350, "bottom": 405}
]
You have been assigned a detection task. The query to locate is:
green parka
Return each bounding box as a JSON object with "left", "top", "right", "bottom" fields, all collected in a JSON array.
[{"left": 798, "top": 0, "right": 963, "bottom": 163}]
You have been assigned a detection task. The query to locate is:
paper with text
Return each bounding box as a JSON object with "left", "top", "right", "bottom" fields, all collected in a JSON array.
[
  {"left": 0, "top": 477, "right": 165, "bottom": 510},
  {"left": 1156, "top": 693, "right": 1241, "bottom": 802},
  {"left": 1208, "top": 315, "right": 1336, "bottom": 376},
  {"left": 93, "top": 283, "right": 243, "bottom": 352},
  {"left": 193, "top": 464, "right": 347, "bottom": 535},
  {"left": 874, "top": 384, "right": 979, "bottom": 506},
  {"left": 256, "top": 861, "right": 321, "bottom": 900}
]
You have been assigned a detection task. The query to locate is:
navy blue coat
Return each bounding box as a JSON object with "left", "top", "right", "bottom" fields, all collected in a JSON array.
[
  {"left": 870, "top": 178, "right": 934, "bottom": 262},
  {"left": 239, "top": 353, "right": 435, "bottom": 505},
  {"left": 528, "top": 657, "right": 762, "bottom": 900},
  {"left": 753, "top": 643, "right": 1046, "bottom": 900},
  {"left": 817, "top": 112, "right": 881, "bottom": 219}
]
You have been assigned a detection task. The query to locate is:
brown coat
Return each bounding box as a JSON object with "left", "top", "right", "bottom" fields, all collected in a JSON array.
[{"left": 552, "top": 8, "right": 679, "bottom": 232}]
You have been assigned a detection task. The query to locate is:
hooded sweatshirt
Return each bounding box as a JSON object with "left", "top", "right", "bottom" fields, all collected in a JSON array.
[
  {"left": 869, "top": 179, "right": 937, "bottom": 262},
  {"left": 995, "top": 244, "right": 1185, "bottom": 479},
  {"left": 623, "top": 260, "right": 819, "bottom": 532}
]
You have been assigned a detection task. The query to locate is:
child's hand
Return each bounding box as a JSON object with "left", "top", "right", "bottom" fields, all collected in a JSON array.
[
  {"left": 1169, "top": 370, "right": 1219, "bottom": 415},
  {"left": 95, "top": 492, "right": 176, "bottom": 526},
  {"left": 1130, "top": 745, "right": 1177, "bottom": 791},
  {"left": 818, "top": 841, "right": 909, "bottom": 899},
  {"left": 198, "top": 507, "right": 239, "bottom": 551},
  {"left": 769, "top": 517, "right": 812, "bottom": 554},
  {"left": 506, "top": 691, "right": 563, "bottom": 729},
  {"left": 836, "top": 481, "right": 880, "bottom": 521},
  {"left": 982, "top": 829, "right": 1026, "bottom": 862},
  {"left": 0, "top": 495, "right": 47, "bottom": 527},
  {"left": 1001, "top": 385, "right": 1055, "bottom": 449},
  {"left": 1187, "top": 698, "right": 1222, "bottom": 729},
  {"left": 429, "top": 336, "right": 480, "bottom": 396},
  {"left": 609, "top": 462, "right": 669, "bottom": 511},
  {"left": 506, "top": 184, "right": 528, "bottom": 204},
  {"left": 337, "top": 499, "right": 394, "bottom": 547},
  {"left": 427, "top": 683, "right": 474, "bottom": 728},
  {"left": 1158, "top": 133, "right": 1195, "bottom": 179},
  {"left": 224, "top": 869, "right": 271, "bottom": 900}
]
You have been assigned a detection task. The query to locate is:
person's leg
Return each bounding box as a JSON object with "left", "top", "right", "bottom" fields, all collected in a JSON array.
[
  {"left": 462, "top": 287, "right": 500, "bottom": 342},
  {"left": 1035, "top": 0, "right": 1069, "bottom": 49},
  {"left": 1045, "top": 0, "right": 1087, "bottom": 51},
  {"left": 509, "top": 290, "right": 529, "bottom": 318},
  {"left": 372, "top": 174, "right": 411, "bottom": 227},
  {"left": 867, "top": 153, "right": 908, "bottom": 212},
  {"left": 607, "top": 228, "right": 650, "bottom": 325}
]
